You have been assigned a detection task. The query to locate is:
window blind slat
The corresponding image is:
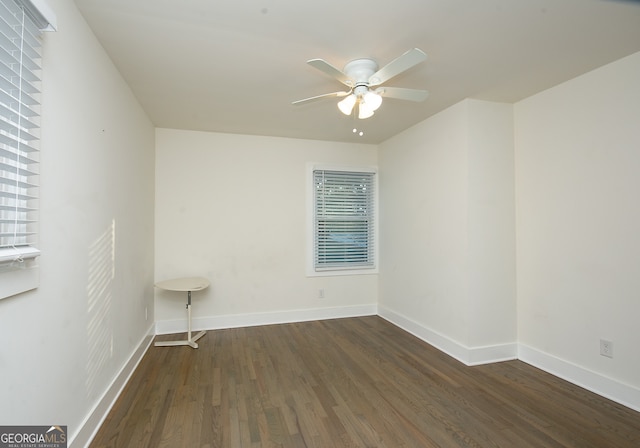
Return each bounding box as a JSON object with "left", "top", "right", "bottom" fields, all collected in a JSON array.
[
  {"left": 0, "top": 190, "right": 37, "bottom": 201},
  {"left": 0, "top": 203, "right": 35, "bottom": 212},
  {"left": 0, "top": 161, "right": 37, "bottom": 176},
  {"left": 0, "top": 117, "right": 37, "bottom": 139},
  {"left": 0, "top": 217, "right": 34, "bottom": 223},
  {"left": 0, "top": 43, "right": 40, "bottom": 74},
  {"left": 0, "top": 75, "right": 40, "bottom": 107},
  {"left": 0, "top": 230, "right": 34, "bottom": 237},
  {"left": 0, "top": 146, "right": 37, "bottom": 163},
  {"left": 0, "top": 133, "right": 37, "bottom": 151},
  {"left": 0, "top": 180, "right": 38, "bottom": 191}
]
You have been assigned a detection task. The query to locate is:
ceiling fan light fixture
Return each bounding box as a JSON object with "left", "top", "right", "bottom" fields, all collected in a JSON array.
[
  {"left": 294, "top": 48, "right": 429, "bottom": 122},
  {"left": 363, "top": 91, "right": 382, "bottom": 111},
  {"left": 338, "top": 94, "right": 356, "bottom": 115},
  {"left": 358, "top": 101, "right": 375, "bottom": 119}
]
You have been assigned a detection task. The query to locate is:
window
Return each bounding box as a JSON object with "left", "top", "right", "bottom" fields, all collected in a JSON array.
[
  {"left": 0, "top": 0, "right": 55, "bottom": 298},
  {"left": 312, "top": 168, "right": 377, "bottom": 273}
]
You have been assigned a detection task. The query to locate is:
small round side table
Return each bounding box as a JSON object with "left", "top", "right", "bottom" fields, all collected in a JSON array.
[{"left": 154, "top": 277, "right": 209, "bottom": 349}]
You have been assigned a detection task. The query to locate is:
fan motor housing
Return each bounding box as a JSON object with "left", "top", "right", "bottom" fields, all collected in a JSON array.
[{"left": 343, "top": 58, "right": 378, "bottom": 85}]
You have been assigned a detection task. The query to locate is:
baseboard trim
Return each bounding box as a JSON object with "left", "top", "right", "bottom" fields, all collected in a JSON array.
[
  {"left": 70, "top": 324, "right": 155, "bottom": 448},
  {"left": 155, "top": 304, "right": 378, "bottom": 335},
  {"left": 378, "top": 305, "right": 518, "bottom": 366},
  {"left": 378, "top": 306, "right": 639, "bottom": 412},
  {"left": 518, "top": 344, "right": 640, "bottom": 412}
]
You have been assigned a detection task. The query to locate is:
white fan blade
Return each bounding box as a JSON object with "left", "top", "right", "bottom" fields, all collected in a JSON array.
[
  {"left": 368, "top": 48, "right": 427, "bottom": 87},
  {"left": 292, "top": 91, "right": 350, "bottom": 106},
  {"left": 307, "top": 59, "right": 354, "bottom": 86},
  {"left": 375, "top": 87, "right": 429, "bottom": 102}
]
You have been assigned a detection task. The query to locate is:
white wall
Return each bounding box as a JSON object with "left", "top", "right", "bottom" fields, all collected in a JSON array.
[
  {"left": 0, "top": 0, "right": 156, "bottom": 445},
  {"left": 466, "top": 100, "right": 517, "bottom": 349},
  {"left": 378, "top": 101, "right": 470, "bottom": 346},
  {"left": 515, "top": 51, "right": 640, "bottom": 404},
  {"left": 378, "top": 99, "right": 516, "bottom": 365},
  {"left": 155, "top": 129, "right": 378, "bottom": 331}
]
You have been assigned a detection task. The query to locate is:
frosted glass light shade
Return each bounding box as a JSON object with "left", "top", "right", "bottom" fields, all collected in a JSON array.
[
  {"left": 337, "top": 94, "right": 357, "bottom": 115},
  {"left": 363, "top": 91, "right": 382, "bottom": 111},
  {"left": 358, "top": 102, "right": 375, "bottom": 119}
]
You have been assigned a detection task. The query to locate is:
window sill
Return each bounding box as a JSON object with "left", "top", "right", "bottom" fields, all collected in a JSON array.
[
  {"left": 307, "top": 266, "right": 378, "bottom": 277},
  {"left": 0, "top": 259, "right": 39, "bottom": 299}
]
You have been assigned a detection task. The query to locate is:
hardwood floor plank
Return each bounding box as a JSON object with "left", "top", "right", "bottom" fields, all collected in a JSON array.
[{"left": 90, "top": 317, "right": 640, "bottom": 447}]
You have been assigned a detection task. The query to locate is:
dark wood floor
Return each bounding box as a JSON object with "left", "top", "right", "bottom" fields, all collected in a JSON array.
[{"left": 90, "top": 316, "right": 640, "bottom": 447}]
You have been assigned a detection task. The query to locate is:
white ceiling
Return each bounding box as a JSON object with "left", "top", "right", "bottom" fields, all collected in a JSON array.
[{"left": 73, "top": 0, "right": 640, "bottom": 144}]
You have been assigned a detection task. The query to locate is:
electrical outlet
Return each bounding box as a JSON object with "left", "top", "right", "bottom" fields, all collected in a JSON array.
[
  {"left": 600, "top": 339, "right": 613, "bottom": 358},
  {"left": 318, "top": 288, "right": 325, "bottom": 299}
]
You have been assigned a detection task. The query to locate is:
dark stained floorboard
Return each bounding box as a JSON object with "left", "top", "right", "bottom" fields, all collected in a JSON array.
[{"left": 90, "top": 316, "right": 640, "bottom": 447}]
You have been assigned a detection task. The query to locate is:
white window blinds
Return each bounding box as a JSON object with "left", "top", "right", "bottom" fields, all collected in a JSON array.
[
  {"left": 0, "top": 0, "right": 46, "bottom": 264},
  {"left": 313, "top": 169, "right": 375, "bottom": 270}
]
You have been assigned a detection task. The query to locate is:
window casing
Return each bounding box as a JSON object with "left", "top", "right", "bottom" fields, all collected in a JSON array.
[{"left": 311, "top": 167, "right": 377, "bottom": 274}]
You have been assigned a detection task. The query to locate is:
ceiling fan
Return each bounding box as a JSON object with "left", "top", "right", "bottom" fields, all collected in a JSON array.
[{"left": 292, "top": 48, "right": 429, "bottom": 119}]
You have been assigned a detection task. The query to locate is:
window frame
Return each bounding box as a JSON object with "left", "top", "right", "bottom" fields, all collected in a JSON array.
[
  {"left": 306, "top": 163, "right": 378, "bottom": 277},
  {"left": 0, "top": 0, "right": 55, "bottom": 299}
]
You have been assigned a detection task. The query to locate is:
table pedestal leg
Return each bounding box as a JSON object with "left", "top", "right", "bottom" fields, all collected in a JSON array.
[{"left": 155, "top": 290, "right": 206, "bottom": 349}]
